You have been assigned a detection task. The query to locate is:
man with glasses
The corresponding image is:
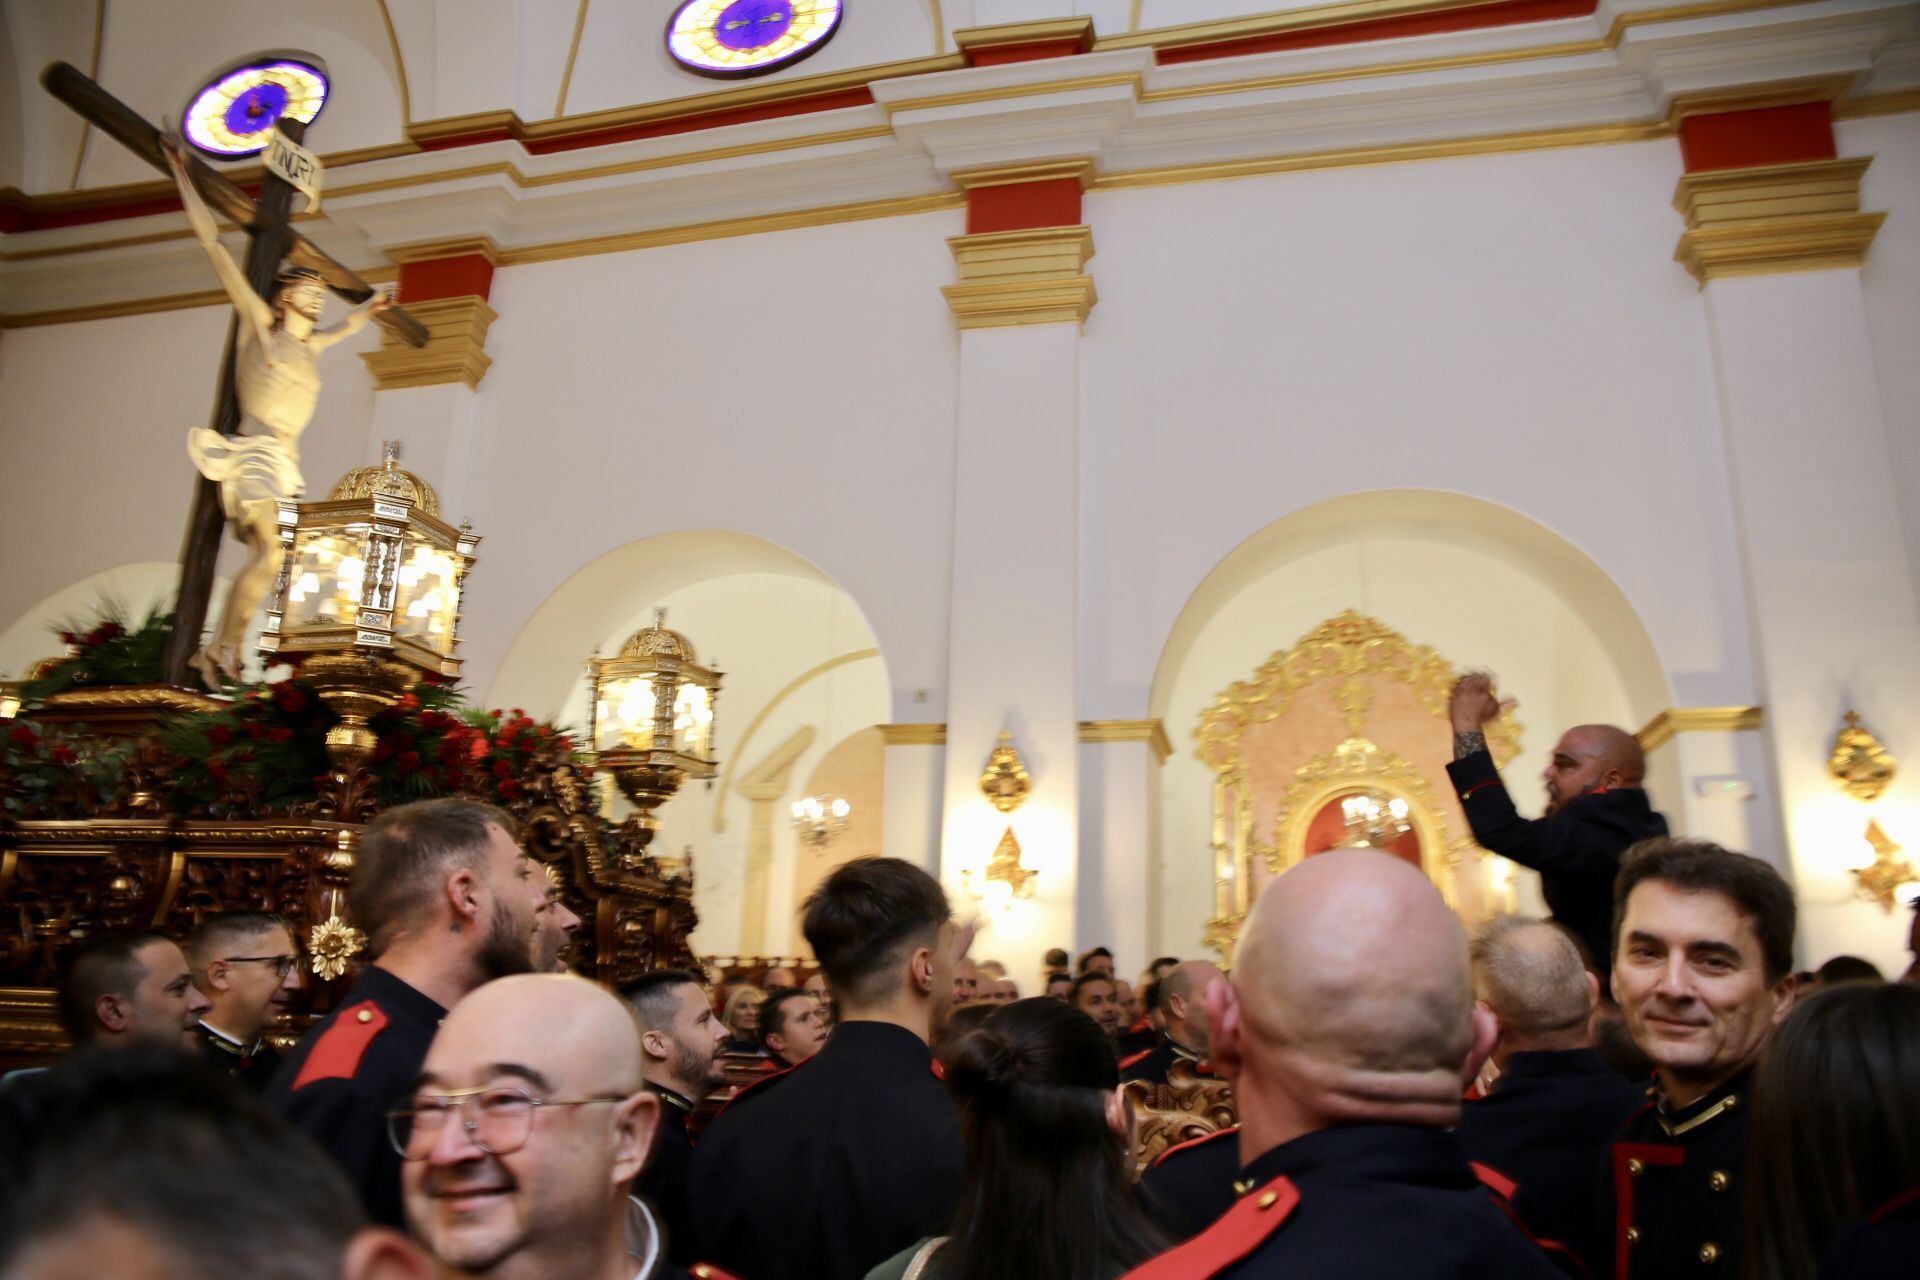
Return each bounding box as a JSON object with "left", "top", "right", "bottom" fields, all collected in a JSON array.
[
  {"left": 187, "top": 910, "right": 304, "bottom": 1092},
  {"left": 268, "top": 799, "right": 548, "bottom": 1229},
  {"left": 397, "top": 973, "right": 738, "bottom": 1280}
]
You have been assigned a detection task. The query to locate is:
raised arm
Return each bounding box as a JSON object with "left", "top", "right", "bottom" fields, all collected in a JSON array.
[
  {"left": 310, "top": 290, "right": 395, "bottom": 351},
  {"left": 162, "top": 134, "right": 273, "bottom": 347}
]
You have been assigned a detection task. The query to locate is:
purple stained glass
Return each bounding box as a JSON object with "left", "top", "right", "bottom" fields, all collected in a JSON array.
[
  {"left": 223, "top": 80, "right": 290, "bottom": 137},
  {"left": 713, "top": 0, "right": 792, "bottom": 51}
]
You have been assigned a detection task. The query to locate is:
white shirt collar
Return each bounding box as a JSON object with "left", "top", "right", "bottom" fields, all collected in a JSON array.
[{"left": 623, "top": 1194, "right": 663, "bottom": 1280}]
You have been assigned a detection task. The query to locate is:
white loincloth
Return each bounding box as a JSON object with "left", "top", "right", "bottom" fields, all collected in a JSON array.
[{"left": 186, "top": 427, "right": 301, "bottom": 519}]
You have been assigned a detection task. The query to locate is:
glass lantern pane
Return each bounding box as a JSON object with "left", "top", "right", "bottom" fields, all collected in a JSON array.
[
  {"left": 673, "top": 682, "right": 714, "bottom": 758},
  {"left": 391, "top": 542, "right": 461, "bottom": 651},
  {"left": 598, "top": 675, "right": 658, "bottom": 752},
  {"left": 284, "top": 527, "right": 366, "bottom": 630}
]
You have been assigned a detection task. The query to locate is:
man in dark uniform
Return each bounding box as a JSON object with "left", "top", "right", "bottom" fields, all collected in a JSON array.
[
  {"left": 623, "top": 968, "right": 729, "bottom": 1267},
  {"left": 265, "top": 798, "right": 546, "bottom": 1228},
  {"left": 1139, "top": 1124, "right": 1240, "bottom": 1240},
  {"left": 1601, "top": 838, "right": 1796, "bottom": 1280},
  {"left": 1461, "top": 917, "right": 1644, "bottom": 1266},
  {"left": 1122, "top": 959, "right": 1223, "bottom": 1084},
  {"left": 1446, "top": 673, "right": 1668, "bottom": 988},
  {"left": 187, "top": 909, "right": 303, "bottom": 1093},
  {"left": 689, "top": 857, "right": 968, "bottom": 1280},
  {"left": 1120, "top": 849, "right": 1561, "bottom": 1280}
]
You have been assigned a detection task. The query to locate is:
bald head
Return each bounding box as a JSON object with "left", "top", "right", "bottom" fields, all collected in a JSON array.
[
  {"left": 425, "top": 974, "right": 643, "bottom": 1095},
  {"left": 1471, "top": 917, "right": 1595, "bottom": 1058},
  {"left": 1224, "top": 849, "right": 1484, "bottom": 1130},
  {"left": 1568, "top": 725, "right": 1645, "bottom": 782},
  {"left": 1162, "top": 959, "right": 1224, "bottom": 1055},
  {"left": 1545, "top": 725, "right": 1645, "bottom": 815}
]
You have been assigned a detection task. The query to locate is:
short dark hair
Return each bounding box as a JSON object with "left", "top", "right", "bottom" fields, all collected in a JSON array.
[
  {"left": 0, "top": 1045, "right": 368, "bottom": 1277},
  {"left": 352, "top": 798, "right": 517, "bottom": 956},
  {"left": 1043, "top": 948, "right": 1069, "bottom": 969},
  {"left": 1814, "top": 955, "right": 1885, "bottom": 986},
  {"left": 619, "top": 969, "right": 704, "bottom": 1034},
  {"left": 186, "top": 911, "right": 289, "bottom": 968},
  {"left": 56, "top": 931, "right": 172, "bottom": 1047},
  {"left": 1614, "top": 838, "right": 1797, "bottom": 982},
  {"left": 759, "top": 988, "right": 813, "bottom": 1051},
  {"left": 1068, "top": 972, "right": 1114, "bottom": 1007},
  {"left": 801, "top": 857, "right": 950, "bottom": 1010},
  {"left": 1075, "top": 947, "right": 1113, "bottom": 974},
  {"left": 1138, "top": 977, "right": 1163, "bottom": 1015}
]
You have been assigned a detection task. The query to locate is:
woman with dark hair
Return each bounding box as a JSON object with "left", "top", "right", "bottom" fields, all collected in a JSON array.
[
  {"left": 866, "top": 997, "right": 1167, "bottom": 1280},
  {"left": 1741, "top": 983, "right": 1920, "bottom": 1280}
]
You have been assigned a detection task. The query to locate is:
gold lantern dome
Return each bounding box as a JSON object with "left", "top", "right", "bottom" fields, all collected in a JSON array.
[
  {"left": 619, "top": 618, "right": 699, "bottom": 663},
  {"left": 328, "top": 454, "right": 442, "bottom": 514}
]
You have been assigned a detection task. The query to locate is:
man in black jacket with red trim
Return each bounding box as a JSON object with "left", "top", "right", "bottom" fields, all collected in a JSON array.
[{"left": 1445, "top": 673, "right": 1668, "bottom": 988}]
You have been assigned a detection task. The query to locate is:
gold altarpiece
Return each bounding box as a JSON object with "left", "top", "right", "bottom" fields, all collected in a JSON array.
[{"left": 1197, "top": 611, "right": 1524, "bottom": 962}]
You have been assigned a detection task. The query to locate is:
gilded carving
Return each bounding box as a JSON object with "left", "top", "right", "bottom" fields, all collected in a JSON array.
[{"left": 1829, "top": 711, "right": 1896, "bottom": 802}]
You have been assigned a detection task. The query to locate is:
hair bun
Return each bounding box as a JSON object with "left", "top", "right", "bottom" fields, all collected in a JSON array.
[{"left": 945, "top": 1027, "right": 1027, "bottom": 1099}]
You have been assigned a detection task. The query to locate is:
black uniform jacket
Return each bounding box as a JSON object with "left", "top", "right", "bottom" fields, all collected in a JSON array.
[
  {"left": 1460, "top": 1049, "right": 1646, "bottom": 1267},
  {"left": 195, "top": 1020, "right": 284, "bottom": 1094},
  {"left": 1819, "top": 1187, "right": 1920, "bottom": 1279},
  {"left": 1121, "top": 1123, "right": 1566, "bottom": 1280},
  {"left": 1120, "top": 1035, "right": 1214, "bottom": 1086},
  {"left": 1600, "top": 1071, "right": 1750, "bottom": 1280},
  {"left": 1140, "top": 1125, "right": 1241, "bottom": 1241},
  {"left": 263, "top": 965, "right": 445, "bottom": 1228},
  {"left": 688, "top": 1020, "right": 963, "bottom": 1280},
  {"left": 1446, "top": 749, "right": 1668, "bottom": 984},
  {"left": 639, "top": 1081, "right": 699, "bottom": 1267}
]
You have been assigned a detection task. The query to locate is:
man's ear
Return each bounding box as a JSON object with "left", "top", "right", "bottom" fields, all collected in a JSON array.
[
  {"left": 612, "top": 1090, "right": 660, "bottom": 1184},
  {"left": 203, "top": 961, "right": 230, "bottom": 994},
  {"left": 639, "top": 1027, "right": 668, "bottom": 1065},
  {"left": 1104, "top": 1085, "right": 1132, "bottom": 1142},
  {"left": 909, "top": 945, "right": 935, "bottom": 996},
  {"left": 341, "top": 1227, "right": 437, "bottom": 1280},
  {"left": 1770, "top": 972, "right": 1798, "bottom": 1025},
  {"left": 764, "top": 1031, "right": 786, "bottom": 1059},
  {"left": 1203, "top": 976, "right": 1244, "bottom": 1080},
  {"left": 445, "top": 866, "right": 482, "bottom": 930},
  {"left": 1463, "top": 1001, "right": 1500, "bottom": 1086},
  {"left": 95, "top": 992, "right": 130, "bottom": 1033}
]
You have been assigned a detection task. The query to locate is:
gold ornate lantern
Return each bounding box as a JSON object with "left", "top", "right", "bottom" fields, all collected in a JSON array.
[
  {"left": 260, "top": 442, "right": 479, "bottom": 768},
  {"left": 585, "top": 608, "right": 722, "bottom": 856}
]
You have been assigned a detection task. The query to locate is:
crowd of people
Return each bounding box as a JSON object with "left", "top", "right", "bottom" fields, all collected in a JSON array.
[{"left": 1, "top": 673, "right": 1918, "bottom": 1279}]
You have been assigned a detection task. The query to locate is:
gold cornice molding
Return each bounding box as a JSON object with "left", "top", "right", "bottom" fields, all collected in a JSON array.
[
  {"left": 879, "top": 723, "right": 948, "bottom": 746},
  {"left": 360, "top": 294, "right": 497, "bottom": 390},
  {"left": 386, "top": 236, "right": 501, "bottom": 266},
  {"left": 951, "top": 159, "right": 1098, "bottom": 190},
  {"left": 953, "top": 17, "right": 1097, "bottom": 57},
  {"left": 1835, "top": 88, "right": 1920, "bottom": 120},
  {"left": 884, "top": 73, "right": 1144, "bottom": 117},
  {"left": 0, "top": 267, "right": 400, "bottom": 329},
  {"left": 1673, "top": 158, "right": 1884, "bottom": 283},
  {"left": 406, "top": 109, "right": 524, "bottom": 147},
  {"left": 943, "top": 225, "right": 1097, "bottom": 329},
  {"left": 1079, "top": 719, "right": 1173, "bottom": 764},
  {"left": 1665, "top": 75, "right": 1855, "bottom": 127},
  {"left": 1637, "top": 706, "right": 1765, "bottom": 753}
]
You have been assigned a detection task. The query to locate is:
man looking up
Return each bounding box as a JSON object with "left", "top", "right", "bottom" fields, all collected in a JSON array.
[
  {"left": 399, "top": 974, "right": 710, "bottom": 1280},
  {"left": 1446, "top": 673, "right": 1667, "bottom": 986},
  {"left": 1124, "top": 850, "right": 1560, "bottom": 1279},
  {"left": 530, "top": 878, "right": 581, "bottom": 973},
  {"left": 690, "top": 857, "right": 968, "bottom": 1280},
  {"left": 1122, "top": 960, "right": 1223, "bottom": 1084},
  {"left": 622, "top": 969, "right": 728, "bottom": 1268},
  {"left": 187, "top": 910, "right": 303, "bottom": 1091},
  {"left": 1604, "top": 838, "right": 1797, "bottom": 1279},
  {"left": 759, "top": 988, "right": 828, "bottom": 1069},
  {"left": 1459, "top": 917, "right": 1643, "bottom": 1269},
  {"left": 802, "top": 971, "right": 835, "bottom": 1026},
  {"left": 268, "top": 799, "right": 547, "bottom": 1228},
  {"left": 55, "top": 931, "right": 210, "bottom": 1054},
  {"left": 951, "top": 956, "right": 979, "bottom": 1004},
  {"left": 1071, "top": 972, "right": 1125, "bottom": 1040}
]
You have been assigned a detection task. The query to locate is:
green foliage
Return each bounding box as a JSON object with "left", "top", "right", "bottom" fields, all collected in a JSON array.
[{"left": 18, "top": 598, "right": 173, "bottom": 704}]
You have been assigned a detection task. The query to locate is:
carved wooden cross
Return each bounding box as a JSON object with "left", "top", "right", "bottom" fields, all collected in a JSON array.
[{"left": 40, "top": 62, "right": 429, "bottom": 687}]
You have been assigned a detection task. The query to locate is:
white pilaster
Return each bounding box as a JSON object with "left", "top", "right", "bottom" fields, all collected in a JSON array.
[
  {"left": 881, "top": 733, "right": 947, "bottom": 876},
  {"left": 1078, "top": 732, "right": 1162, "bottom": 975},
  {"left": 362, "top": 383, "right": 483, "bottom": 521}
]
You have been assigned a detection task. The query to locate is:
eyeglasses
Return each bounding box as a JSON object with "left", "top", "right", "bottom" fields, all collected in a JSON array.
[
  {"left": 386, "top": 1086, "right": 629, "bottom": 1160},
  {"left": 224, "top": 954, "right": 300, "bottom": 979}
]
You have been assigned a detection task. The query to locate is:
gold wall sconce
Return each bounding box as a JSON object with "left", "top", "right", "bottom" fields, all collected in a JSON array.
[
  {"left": 1854, "top": 818, "right": 1917, "bottom": 913},
  {"left": 1830, "top": 710, "right": 1896, "bottom": 801},
  {"left": 966, "top": 731, "right": 1037, "bottom": 910}
]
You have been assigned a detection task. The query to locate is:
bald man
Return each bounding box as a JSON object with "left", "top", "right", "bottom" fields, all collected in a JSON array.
[
  {"left": 1122, "top": 960, "right": 1222, "bottom": 1085},
  {"left": 1123, "top": 850, "right": 1562, "bottom": 1280},
  {"left": 399, "top": 974, "right": 732, "bottom": 1280},
  {"left": 1446, "top": 673, "right": 1668, "bottom": 987},
  {"left": 1460, "top": 918, "right": 1644, "bottom": 1270}
]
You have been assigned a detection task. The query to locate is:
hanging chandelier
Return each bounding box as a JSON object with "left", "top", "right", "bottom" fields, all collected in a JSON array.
[{"left": 790, "top": 794, "right": 850, "bottom": 847}]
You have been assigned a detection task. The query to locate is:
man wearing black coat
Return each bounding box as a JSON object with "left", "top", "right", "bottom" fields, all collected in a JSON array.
[{"left": 1445, "top": 673, "right": 1668, "bottom": 986}]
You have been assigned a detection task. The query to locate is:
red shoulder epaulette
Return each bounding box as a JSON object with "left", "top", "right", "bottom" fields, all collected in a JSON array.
[
  {"left": 1483, "top": 1185, "right": 1592, "bottom": 1280},
  {"left": 1151, "top": 1124, "right": 1240, "bottom": 1169},
  {"left": 1120, "top": 1174, "right": 1299, "bottom": 1280},
  {"left": 1119, "top": 1047, "right": 1153, "bottom": 1069},
  {"left": 931, "top": 1058, "right": 946, "bottom": 1081},
  {"left": 292, "top": 1000, "right": 388, "bottom": 1090},
  {"left": 1868, "top": 1185, "right": 1920, "bottom": 1226},
  {"left": 1128, "top": 1017, "right": 1151, "bottom": 1034},
  {"left": 712, "top": 1060, "right": 797, "bottom": 1119},
  {"left": 688, "top": 1264, "right": 745, "bottom": 1279}
]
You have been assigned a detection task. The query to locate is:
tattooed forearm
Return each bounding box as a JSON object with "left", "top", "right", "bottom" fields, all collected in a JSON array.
[{"left": 1453, "top": 731, "right": 1487, "bottom": 760}]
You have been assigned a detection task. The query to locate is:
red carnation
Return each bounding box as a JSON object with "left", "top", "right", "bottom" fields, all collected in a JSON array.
[
  {"left": 270, "top": 727, "right": 294, "bottom": 744},
  {"left": 498, "top": 779, "right": 521, "bottom": 799},
  {"left": 396, "top": 693, "right": 420, "bottom": 713},
  {"left": 10, "top": 724, "right": 39, "bottom": 750},
  {"left": 50, "top": 743, "right": 78, "bottom": 766},
  {"left": 247, "top": 722, "right": 268, "bottom": 740},
  {"left": 208, "top": 725, "right": 234, "bottom": 746},
  {"left": 493, "top": 760, "right": 512, "bottom": 778},
  {"left": 58, "top": 631, "right": 78, "bottom": 646},
  {"left": 399, "top": 751, "right": 421, "bottom": 773},
  {"left": 275, "top": 685, "right": 308, "bottom": 713},
  {"left": 209, "top": 760, "right": 230, "bottom": 782}
]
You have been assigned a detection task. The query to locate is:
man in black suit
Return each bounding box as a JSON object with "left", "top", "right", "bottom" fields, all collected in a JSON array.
[
  {"left": 187, "top": 910, "right": 303, "bottom": 1093},
  {"left": 688, "top": 857, "right": 968, "bottom": 1280},
  {"left": 1445, "top": 673, "right": 1668, "bottom": 987},
  {"left": 1460, "top": 916, "right": 1644, "bottom": 1266},
  {"left": 623, "top": 968, "right": 728, "bottom": 1268}
]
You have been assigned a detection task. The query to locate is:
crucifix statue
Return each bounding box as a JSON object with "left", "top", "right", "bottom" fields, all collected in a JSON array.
[{"left": 41, "top": 61, "right": 429, "bottom": 690}]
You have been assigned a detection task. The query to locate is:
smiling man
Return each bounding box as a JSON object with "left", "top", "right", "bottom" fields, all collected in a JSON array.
[
  {"left": 1071, "top": 972, "right": 1125, "bottom": 1040},
  {"left": 398, "top": 973, "right": 724, "bottom": 1280},
  {"left": 188, "top": 911, "right": 304, "bottom": 1092},
  {"left": 1604, "top": 838, "right": 1797, "bottom": 1280}
]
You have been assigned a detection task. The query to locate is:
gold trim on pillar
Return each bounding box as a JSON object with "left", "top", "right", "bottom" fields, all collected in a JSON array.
[
  {"left": 1673, "top": 158, "right": 1885, "bottom": 284},
  {"left": 944, "top": 225, "right": 1097, "bottom": 329},
  {"left": 952, "top": 160, "right": 1098, "bottom": 191},
  {"left": 1636, "top": 706, "right": 1764, "bottom": 753},
  {"left": 952, "top": 17, "right": 1097, "bottom": 59},
  {"left": 387, "top": 236, "right": 502, "bottom": 265},
  {"left": 878, "top": 723, "right": 948, "bottom": 746},
  {"left": 361, "top": 295, "right": 498, "bottom": 390},
  {"left": 1078, "top": 719, "right": 1173, "bottom": 764}
]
